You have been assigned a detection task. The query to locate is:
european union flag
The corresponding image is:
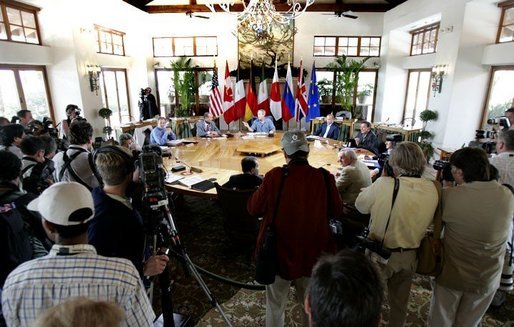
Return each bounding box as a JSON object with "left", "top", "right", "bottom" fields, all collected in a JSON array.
[{"left": 306, "top": 62, "right": 320, "bottom": 122}]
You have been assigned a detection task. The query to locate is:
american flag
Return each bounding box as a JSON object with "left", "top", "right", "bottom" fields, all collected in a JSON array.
[{"left": 209, "top": 65, "right": 223, "bottom": 118}]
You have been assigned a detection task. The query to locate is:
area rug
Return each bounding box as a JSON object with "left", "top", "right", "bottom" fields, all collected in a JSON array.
[{"left": 165, "top": 195, "right": 514, "bottom": 326}]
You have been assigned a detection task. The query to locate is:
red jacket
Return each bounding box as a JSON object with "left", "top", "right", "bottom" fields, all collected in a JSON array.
[{"left": 248, "top": 159, "right": 343, "bottom": 280}]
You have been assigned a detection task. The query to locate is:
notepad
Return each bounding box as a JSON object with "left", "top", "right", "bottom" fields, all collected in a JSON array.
[
  {"left": 165, "top": 174, "right": 184, "bottom": 184},
  {"left": 178, "top": 176, "right": 204, "bottom": 188},
  {"left": 191, "top": 180, "right": 215, "bottom": 192}
]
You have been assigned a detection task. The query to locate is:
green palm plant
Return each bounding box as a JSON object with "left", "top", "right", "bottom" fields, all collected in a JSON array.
[
  {"left": 171, "top": 57, "right": 195, "bottom": 117},
  {"left": 328, "top": 55, "right": 370, "bottom": 118}
]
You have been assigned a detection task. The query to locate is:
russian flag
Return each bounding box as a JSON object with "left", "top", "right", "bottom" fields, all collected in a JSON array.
[{"left": 281, "top": 63, "right": 295, "bottom": 123}]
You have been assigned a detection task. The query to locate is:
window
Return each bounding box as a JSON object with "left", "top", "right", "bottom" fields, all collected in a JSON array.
[
  {"left": 314, "top": 36, "right": 381, "bottom": 57},
  {"left": 0, "top": 0, "right": 40, "bottom": 44},
  {"left": 403, "top": 69, "right": 432, "bottom": 127},
  {"left": 155, "top": 68, "right": 213, "bottom": 116},
  {"left": 317, "top": 69, "right": 378, "bottom": 121},
  {"left": 99, "top": 68, "right": 132, "bottom": 128},
  {"left": 410, "top": 24, "right": 439, "bottom": 56},
  {"left": 95, "top": 25, "right": 125, "bottom": 56},
  {"left": 497, "top": 1, "right": 514, "bottom": 43},
  {"left": 0, "top": 64, "right": 53, "bottom": 122},
  {"left": 481, "top": 66, "right": 514, "bottom": 126},
  {"left": 152, "top": 37, "right": 218, "bottom": 57}
]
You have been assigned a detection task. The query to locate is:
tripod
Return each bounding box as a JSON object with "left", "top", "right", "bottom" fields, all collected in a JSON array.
[{"left": 147, "top": 198, "right": 233, "bottom": 327}]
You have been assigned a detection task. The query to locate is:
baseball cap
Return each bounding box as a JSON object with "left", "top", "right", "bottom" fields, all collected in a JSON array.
[
  {"left": 27, "top": 182, "right": 94, "bottom": 226},
  {"left": 281, "top": 131, "right": 309, "bottom": 155}
]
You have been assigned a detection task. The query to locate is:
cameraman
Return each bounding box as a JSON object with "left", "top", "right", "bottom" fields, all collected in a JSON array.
[
  {"left": 88, "top": 145, "right": 169, "bottom": 278},
  {"left": 20, "top": 135, "right": 54, "bottom": 195},
  {"left": 355, "top": 142, "right": 438, "bottom": 327},
  {"left": 139, "top": 87, "right": 159, "bottom": 121},
  {"left": 60, "top": 104, "right": 82, "bottom": 140}
]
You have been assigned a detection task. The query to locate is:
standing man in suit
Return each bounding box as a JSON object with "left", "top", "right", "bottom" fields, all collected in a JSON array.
[
  {"left": 196, "top": 112, "right": 221, "bottom": 137},
  {"left": 139, "top": 87, "right": 159, "bottom": 121},
  {"left": 223, "top": 156, "right": 262, "bottom": 190},
  {"left": 314, "top": 114, "right": 339, "bottom": 140}
]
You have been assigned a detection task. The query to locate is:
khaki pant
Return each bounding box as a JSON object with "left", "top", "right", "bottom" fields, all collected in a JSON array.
[
  {"left": 265, "top": 275, "right": 309, "bottom": 327},
  {"left": 428, "top": 283, "right": 495, "bottom": 327},
  {"left": 374, "top": 250, "right": 417, "bottom": 327}
]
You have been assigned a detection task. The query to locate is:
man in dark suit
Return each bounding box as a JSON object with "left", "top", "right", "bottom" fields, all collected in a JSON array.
[
  {"left": 354, "top": 121, "right": 379, "bottom": 154},
  {"left": 222, "top": 156, "right": 262, "bottom": 190},
  {"left": 314, "top": 114, "right": 339, "bottom": 140}
]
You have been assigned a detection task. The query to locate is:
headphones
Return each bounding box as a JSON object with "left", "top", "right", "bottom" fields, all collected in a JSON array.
[{"left": 93, "top": 145, "right": 135, "bottom": 178}]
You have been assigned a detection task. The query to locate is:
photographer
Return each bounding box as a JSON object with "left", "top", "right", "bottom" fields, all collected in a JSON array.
[
  {"left": 355, "top": 141, "right": 438, "bottom": 327},
  {"left": 139, "top": 87, "right": 159, "bottom": 121},
  {"left": 0, "top": 123, "right": 25, "bottom": 159},
  {"left": 428, "top": 147, "right": 514, "bottom": 326},
  {"left": 20, "top": 136, "right": 54, "bottom": 195},
  {"left": 88, "top": 145, "right": 169, "bottom": 278},
  {"left": 60, "top": 104, "right": 82, "bottom": 140}
]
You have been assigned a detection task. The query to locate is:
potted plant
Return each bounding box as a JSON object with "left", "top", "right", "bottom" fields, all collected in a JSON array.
[
  {"left": 98, "top": 107, "right": 114, "bottom": 139},
  {"left": 171, "top": 57, "right": 195, "bottom": 117},
  {"left": 357, "top": 83, "right": 374, "bottom": 104},
  {"left": 317, "top": 78, "right": 333, "bottom": 104},
  {"left": 417, "top": 109, "right": 438, "bottom": 162},
  {"left": 328, "top": 55, "right": 370, "bottom": 119}
]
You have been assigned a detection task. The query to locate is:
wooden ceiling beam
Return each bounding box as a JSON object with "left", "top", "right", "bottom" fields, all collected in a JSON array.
[{"left": 146, "top": 3, "right": 392, "bottom": 14}]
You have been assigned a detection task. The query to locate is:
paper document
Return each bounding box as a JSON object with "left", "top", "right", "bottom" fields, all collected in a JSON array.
[
  {"left": 179, "top": 176, "right": 204, "bottom": 188},
  {"left": 165, "top": 174, "right": 184, "bottom": 184}
]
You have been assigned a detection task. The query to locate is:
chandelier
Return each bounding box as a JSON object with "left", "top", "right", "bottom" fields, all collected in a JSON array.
[{"left": 204, "top": 0, "right": 314, "bottom": 38}]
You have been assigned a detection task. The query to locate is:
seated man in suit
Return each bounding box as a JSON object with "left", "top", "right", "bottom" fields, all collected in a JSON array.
[
  {"left": 354, "top": 121, "right": 379, "bottom": 154},
  {"left": 314, "top": 114, "right": 339, "bottom": 140},
  {"left": 242, "top": 109, "right": 275, "bottom": 134},
  {"left": 150, "top": 117, "right": 176, "bottom": 145},
  {"left": 196, "top": 112, "right": 221, "bottom": 137},
  {"left": 335, "top": 149, "right": 372, "bottom": 206},
  {"left": 223, "top": 156, "right": 262, "bottom": 190}
]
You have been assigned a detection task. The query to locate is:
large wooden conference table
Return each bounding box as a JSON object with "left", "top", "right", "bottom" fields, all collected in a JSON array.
[{"left": 164, "top": 132, "right": 373, "bottom": 199}]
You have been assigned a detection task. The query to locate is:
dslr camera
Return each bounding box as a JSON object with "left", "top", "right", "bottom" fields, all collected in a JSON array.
[
  {"left": 355, "top": 228, "right": 392, "bottom": 262},
  {"left": 433, "top": 159, "right": 454, "bottom": 182}
]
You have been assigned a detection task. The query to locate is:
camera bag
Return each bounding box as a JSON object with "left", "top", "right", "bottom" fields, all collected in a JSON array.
[{"left": 416, "top": 180, "right": 443, "bottom": 276}]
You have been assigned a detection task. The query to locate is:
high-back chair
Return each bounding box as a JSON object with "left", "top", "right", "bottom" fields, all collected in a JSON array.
[{"left": 214, "top": 183, "right": 260, "bottom": 249}]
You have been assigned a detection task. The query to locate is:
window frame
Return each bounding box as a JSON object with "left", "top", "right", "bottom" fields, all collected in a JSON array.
[
  {"left": 313, "top": 35, "right": 382, "bottom": 57},
  {"left": 99, "top": 67, "right": 132, "bottom": 125},
  {"left": 402, "top": 68, "right": 432, "bottom": 125},
  {"left": 409, "top": 23, "right": 439, "bottom": 56},
  {"left": 0, "top": 63, "right": 55, "bottom": 123},
  {"left": 0, "top": 0, "right": 42, "bottom": 45},
  {"left": 94, "top": 25, "right": 126, "bottom": 56},
  {"left": 496, "top": 0, "right": 514, "bottom": 43},
  {"left": 316, "top": 68, "right": 379, "bottom": 121},
  {"left": 154, "top": 67, "right": 215, "bottom": 116},
  {"left": 479, "top": 65, "right": 514, "bottom": 128},
  {"left": 152, "top": 36, "right": 218, "bottom": 58}
]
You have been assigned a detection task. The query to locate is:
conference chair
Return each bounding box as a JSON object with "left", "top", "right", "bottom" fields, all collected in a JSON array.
[{"left": 214, "top": 183, "right": 260, "bottom": 252}]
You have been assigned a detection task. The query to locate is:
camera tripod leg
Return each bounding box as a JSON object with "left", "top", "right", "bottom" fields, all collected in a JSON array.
[{"left": 163, "top": 206, "right": 233, "bottom": 326}]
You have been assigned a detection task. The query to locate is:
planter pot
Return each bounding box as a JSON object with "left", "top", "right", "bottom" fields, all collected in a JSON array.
[{"left": 321, "top": 95, "right": 333, "bottom": 104}]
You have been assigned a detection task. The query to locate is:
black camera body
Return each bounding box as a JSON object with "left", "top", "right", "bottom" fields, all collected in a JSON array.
[
  {"left": 139, "top": 145, "right": 167, "bottom": 206},
  {"left": 355, "top": 228, "right": 392, "bottom": 261},
  {"left": 433, "top": 159, "right": 453, "bottom": 182}
]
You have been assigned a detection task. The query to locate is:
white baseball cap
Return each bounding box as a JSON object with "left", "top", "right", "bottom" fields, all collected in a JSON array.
[
  {"left": 28, "top": 182, "right": 94, "bottom": 226},
  {"left": 281, "top": 131, "right": 309, "bottom": 155}
]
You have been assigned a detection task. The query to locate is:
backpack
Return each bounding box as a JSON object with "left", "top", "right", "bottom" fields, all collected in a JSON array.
[{"left": 0, "top": 205, "right": 33, "bottom": 286}]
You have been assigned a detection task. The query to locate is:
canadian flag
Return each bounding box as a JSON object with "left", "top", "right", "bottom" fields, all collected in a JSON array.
[{"left": 222, "top": 61, "right": 235, "bottom": 124}]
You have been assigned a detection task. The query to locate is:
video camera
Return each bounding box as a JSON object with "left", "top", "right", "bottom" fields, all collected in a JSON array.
[
  {"left": 433, "top": 159, "right": 454, "bottom": 182},
  {"left": 487, "top": 116, "right": 511, "bottom": 130},
  {"left": 469, "top": 130, "right": 496, "bottom": 154},
  {"left": 139, "top": 144, "right": 168, "bottom": 207}
]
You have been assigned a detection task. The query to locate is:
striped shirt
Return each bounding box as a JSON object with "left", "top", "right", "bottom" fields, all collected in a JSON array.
[{"left": 1, "top": 244, "right": 155, "bottom": 327}]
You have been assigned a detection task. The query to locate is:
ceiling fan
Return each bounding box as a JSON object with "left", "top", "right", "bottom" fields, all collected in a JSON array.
[
  {"left": 323, "top": 10, "right": 358, "bottom": 19},
  {"left": 185, "top": 11, "right": 210, "bottom": 19}
]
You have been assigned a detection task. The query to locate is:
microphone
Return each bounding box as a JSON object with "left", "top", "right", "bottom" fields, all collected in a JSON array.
[{"left": 176, "top": 159, "right": 203, "bottom": 173}]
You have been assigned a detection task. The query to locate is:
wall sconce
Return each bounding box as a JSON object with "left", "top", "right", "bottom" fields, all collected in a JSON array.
[
  {"left": 86, "top": 64, "right": 101, "bottom": 95},
  {"left": 431, "top": 64, "right": 448, "bottom": 95}
]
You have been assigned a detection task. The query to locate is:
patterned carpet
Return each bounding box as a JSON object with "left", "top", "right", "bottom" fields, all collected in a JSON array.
[{"left": 163, "top": 195, "right": 514, "bottom": 326}]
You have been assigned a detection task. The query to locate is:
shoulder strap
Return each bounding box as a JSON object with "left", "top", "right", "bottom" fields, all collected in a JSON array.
[
  {"left": 21, "top": 163, "right": 37, "bottom": 175},
  {"left": 269, "top": 166, "right": 288, "bottom": 226},
  {"left": 319, "top": 167, "right": 333, "bottom": 218},
  {"left": 432, "top": 180, "right": 443, "bottom": 239},
  {"left": 380, "top": 177, "right": 400, "bottom": 248},
  {"left": 58, "top": 148, "right": 93, "bottom": 191}
]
